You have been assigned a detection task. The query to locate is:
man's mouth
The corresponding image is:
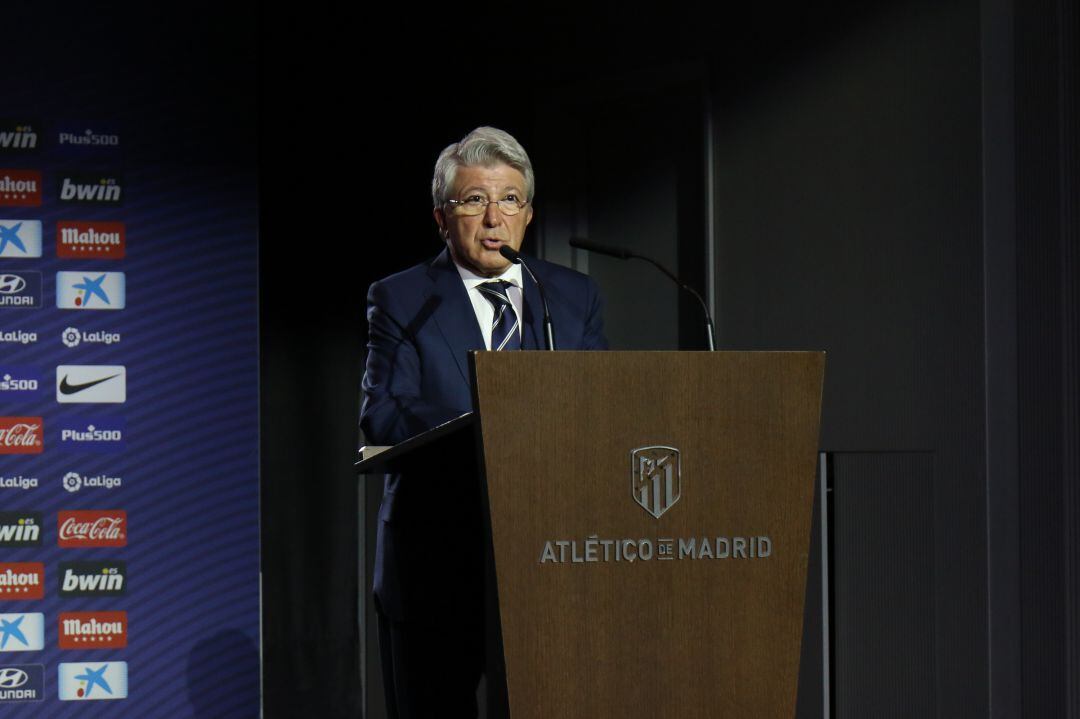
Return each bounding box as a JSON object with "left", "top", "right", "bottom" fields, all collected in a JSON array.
[{"left": 481, "top": 238, "right": 504, "bottom": 250}]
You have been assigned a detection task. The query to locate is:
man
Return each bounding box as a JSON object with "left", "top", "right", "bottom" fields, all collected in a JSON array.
[{"left": 360, "top": 126, "right": 607, "bottom": 718}]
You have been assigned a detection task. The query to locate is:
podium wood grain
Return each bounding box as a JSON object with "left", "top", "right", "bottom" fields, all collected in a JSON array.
[{"left": 471, "top": 351, "right": 824, "bottom": 719}]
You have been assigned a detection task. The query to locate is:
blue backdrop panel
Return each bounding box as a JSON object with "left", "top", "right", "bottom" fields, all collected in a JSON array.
[{"left": 0, "top": 45, "right": 259, "bottom": 718}]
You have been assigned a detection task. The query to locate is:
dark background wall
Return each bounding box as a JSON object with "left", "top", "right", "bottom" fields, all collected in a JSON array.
[
  {"left": 710, "top": 4, "right": 987, "bottom": 716},
  {"left": 257, "top": 1, "right": 1080, "bottom": 717}
]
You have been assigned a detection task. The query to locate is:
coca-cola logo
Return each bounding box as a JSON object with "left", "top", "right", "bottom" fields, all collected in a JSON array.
[
  {"left": 57, "top": 510, "right": 126, "bottom": 547},
  {"left": 0, "top": 417, "right": 43, "bottom": 454}
]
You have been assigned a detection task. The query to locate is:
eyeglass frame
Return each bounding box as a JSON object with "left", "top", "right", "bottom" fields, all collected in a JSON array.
[{"left": 443, "top": 195, "right": 530, "bottom": 216}]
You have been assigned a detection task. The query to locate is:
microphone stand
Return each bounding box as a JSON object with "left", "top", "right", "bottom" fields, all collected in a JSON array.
[
  {"left": 499, "top": 245, "right": 556, "bottom": 351},
  {"left": 569, "top": 238, "right": 716, "bottom": 351}
]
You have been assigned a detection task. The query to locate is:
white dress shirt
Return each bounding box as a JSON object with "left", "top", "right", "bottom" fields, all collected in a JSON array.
[{"left": 453, "top": 261, "right": 524, "bottom": 350}]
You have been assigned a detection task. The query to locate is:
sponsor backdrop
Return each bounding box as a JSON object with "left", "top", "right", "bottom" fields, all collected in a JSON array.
[{"left": 0, "top": 28, "right": 259, "bottom": 714}]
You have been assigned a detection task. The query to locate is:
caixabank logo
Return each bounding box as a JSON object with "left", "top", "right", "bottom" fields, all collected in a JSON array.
[
  {"left": 0, "top": 220, "right": 42, "bottom": 258},
  {"left": 0, "top": 664, "right": 43, "bottom": 703},
  {"left": 58, "top": 611, "right": 127, "bottom": 649},
  {"left": 0, "top": 564, "right": 44, "bottom": 600},
  {"left": 0, "top": 171, "right": 41, "bottom": 207},
  {"left": 57, "top": 173, "right": 122, "bottom": 205},
  {"left": 0, "top": 271, "right": 42, "bottom": 309},
  {"left": 58, "top": 661, "right": 127, "bottom": 701},
  {"left": 55, "top": 271, "right": 125, "bottom": 310},
  {"left": 0, "top": 513, "right": 41, "bottom": 548},
  {"left": 56, "top": 221, "right": 125, "bottom": 259},
  {"left": 0, "top": 121, "right": 39, "bottom": 153},
  {"left": 0, "top": 418, "right": 43, "bottom": 455},
  {"left": 58, "top": 560, "right": 125, "bottom": 598},
  {"left": 0, "top": 614, "right": 44, "bottom": 652},
  {"left": 57, "top": 510, "right": 126, "bottom": 548}
]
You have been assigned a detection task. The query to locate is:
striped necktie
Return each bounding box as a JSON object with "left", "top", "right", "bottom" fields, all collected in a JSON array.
[{"left": 478, "top": 280, "right": 521, "bottom": 351}]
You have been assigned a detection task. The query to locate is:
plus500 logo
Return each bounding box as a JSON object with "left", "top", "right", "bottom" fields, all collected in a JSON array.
[
  {"left": 0, "top": 367, "right": 39, "bottom": 393},
  {"left": 56, "top": 419, "right": 124, "bottom": 453}
]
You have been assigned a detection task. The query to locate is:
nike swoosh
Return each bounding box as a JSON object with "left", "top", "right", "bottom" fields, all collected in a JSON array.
[{"left": 59, "top": 373, "right": 121, "bottom": 395}]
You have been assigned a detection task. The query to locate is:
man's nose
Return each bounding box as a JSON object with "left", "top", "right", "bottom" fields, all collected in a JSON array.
[{"left": 483, "top": 201, "right": 503, "bottom": 226}]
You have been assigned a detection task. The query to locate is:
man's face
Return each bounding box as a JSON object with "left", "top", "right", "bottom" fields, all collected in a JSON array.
[{"left": 434, "top": 163, "right": 533, "bottom": 277}]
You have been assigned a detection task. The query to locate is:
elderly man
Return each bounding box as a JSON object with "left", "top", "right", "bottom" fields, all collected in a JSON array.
[{"left": 360, "top": 126, "right": 607, "bottom": 718}]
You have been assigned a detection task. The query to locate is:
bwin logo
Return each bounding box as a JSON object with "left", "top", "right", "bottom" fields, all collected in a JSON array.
[
  {"left": 58, "top": 176, "right": 122, "bottom": 204},
  {"left": 59, "top": 561, "right": 126, "bottom": 597},
  {"left": 0, "top": 123, "right": 37, "bottom": 151},
  {"left": 0, "top": 515, "right": 41, "bottom": 547}
]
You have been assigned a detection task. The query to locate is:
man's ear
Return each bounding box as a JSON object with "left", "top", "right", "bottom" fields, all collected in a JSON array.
[{"left": 433, "top": 206, "right": 447, "bottom": 238}]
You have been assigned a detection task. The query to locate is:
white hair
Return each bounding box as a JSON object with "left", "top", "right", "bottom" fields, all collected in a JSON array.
[{"left": 431, "top": 126, "right": 535, "bottom": 207}]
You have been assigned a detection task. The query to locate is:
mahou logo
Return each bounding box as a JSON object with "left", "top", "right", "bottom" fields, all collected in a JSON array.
[
  {"left": 58, "top": 611, "right": 127, "bottom": 649},
  {"left": 57, "top": 510, "right": 126, "bottom": 548},
  {"left": 56, "top": 221, "right": 125, "bottom": 259},
  {"left": 0, "top": 170, "right": 41, "bottom": 207},
  {"left": 0, "top": 417, "right": 43, "bottom": 454},
  {"left": 0, "top": 563, "right": 44, "bottom": 600}
]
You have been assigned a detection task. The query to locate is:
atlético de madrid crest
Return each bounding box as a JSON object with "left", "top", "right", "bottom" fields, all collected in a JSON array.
[{"left": 631, "top": 446, "right": 681, "bottom": 519}]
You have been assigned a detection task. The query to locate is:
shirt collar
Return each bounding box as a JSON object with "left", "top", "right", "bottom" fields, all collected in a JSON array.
[{"left": 453, "top": 257, "right": 524, "bottom": 289}]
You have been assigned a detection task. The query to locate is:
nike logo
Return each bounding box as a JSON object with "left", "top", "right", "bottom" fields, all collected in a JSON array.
[{"left": 59, "top": 373, "right": 120, "bottom": 395}]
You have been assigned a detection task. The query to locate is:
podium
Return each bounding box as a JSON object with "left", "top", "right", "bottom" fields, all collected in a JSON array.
[{"left": 357, "top": 351, "right": 825, "bottom": 718}]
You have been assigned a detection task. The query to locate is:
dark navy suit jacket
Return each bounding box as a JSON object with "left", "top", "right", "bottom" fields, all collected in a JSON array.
[{"left": 360, "top": 249, "right": 607, "bottom": 621}]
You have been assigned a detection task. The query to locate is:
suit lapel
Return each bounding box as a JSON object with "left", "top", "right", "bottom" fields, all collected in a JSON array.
[
  {"left": 520, "top": 265, "right": 547, "bottom": 351},
  {"left": 428, "top": 250, "right": 485, "bottom": 385}
]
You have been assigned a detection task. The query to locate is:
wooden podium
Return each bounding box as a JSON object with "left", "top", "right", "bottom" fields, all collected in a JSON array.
[{"left": 359, "top": 351, "right": 825, "bottom": 718}]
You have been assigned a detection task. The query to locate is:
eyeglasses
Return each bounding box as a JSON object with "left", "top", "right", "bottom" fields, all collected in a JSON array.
[{"left": 445, "top": 194, "right": 529, "bottom": 217}]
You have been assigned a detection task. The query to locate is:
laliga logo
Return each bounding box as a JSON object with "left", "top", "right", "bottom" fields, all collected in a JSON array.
[
  {"left": 60, "top": 327, "right": 120, "bottom": 348},
  {"left": 63, "top": 472, "right": 82, "bottom": 493},
  {"left": 62, "top": 471, "right": 120, "bottom": 492}
]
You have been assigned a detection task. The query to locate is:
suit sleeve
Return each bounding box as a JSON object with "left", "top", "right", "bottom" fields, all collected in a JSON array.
[
  {"left": 582, "top": 275, "right": 609, "bottom": 350},
  {"left": 359, "top": 280, "right": 466, "bottom": 446}
]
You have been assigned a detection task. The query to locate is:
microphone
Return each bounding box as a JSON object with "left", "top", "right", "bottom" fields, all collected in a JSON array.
[
  {"left": 499, "top": 245, "right": 556, "bottom": 351},
  {"left": 569, "top": 237, "right": 716, "bottom": 351}
]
